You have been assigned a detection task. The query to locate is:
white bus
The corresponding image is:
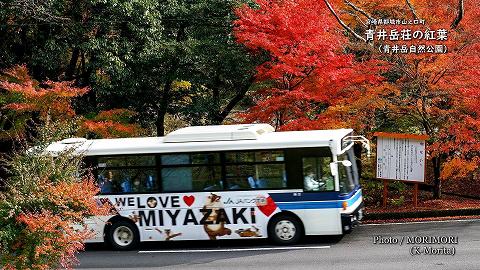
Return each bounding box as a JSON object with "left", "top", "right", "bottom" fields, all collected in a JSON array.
[{"left": 47, "top": 124, "right": 370, "bottom": 250}]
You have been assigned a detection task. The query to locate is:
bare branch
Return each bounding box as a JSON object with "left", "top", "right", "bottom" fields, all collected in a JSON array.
[
  {"left": 405, "top": 0, "right": 419, "bottom": 20},
  {"left": 323, "top": 0, "right": 366, "bottom": 42},
  {"left": 344, "top": 10, "right": 367, "bottom": 28},
  {"left": 450, "top": 0, "right": 464, "bottom": 29},
  {"left": 344, "top": 0, "right": 373, "bottom": 21},
  {"left": 430, "top": 38, "right": 478, "bottom": 84},
  {"left": 8, "top": 0, "right": 70, "bottom": 23},
  {"left": 289, "top": 67, "right": 315, "bottom": 91}
]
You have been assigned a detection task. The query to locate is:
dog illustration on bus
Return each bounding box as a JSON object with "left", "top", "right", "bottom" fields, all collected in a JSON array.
[{"left": 203, "top": 193, "right": 232, "bottom": 240}]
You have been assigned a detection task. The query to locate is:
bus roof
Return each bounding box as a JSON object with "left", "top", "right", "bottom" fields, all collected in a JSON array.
[{"left": 46, "top": 124, "right": 353, "bottom": 156}]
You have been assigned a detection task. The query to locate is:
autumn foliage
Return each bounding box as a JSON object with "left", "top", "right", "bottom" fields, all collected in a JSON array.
[
  {"left": 234, "top": 0, "right": 480, "bottom": 197},
  {"left": 0, "top": 123, "right": 111, "bottom": 269},
  {"left": 234, "top": 0, "right": 383, "bottom": 130},
  {"left": 235, "top": 0, "right": 342, "bottom": 128},
  {"left": 0, "top": 66, "right": 132, "bottom": 269},
  {"left": 336, "top": 0, "right": 480, "bottom": 195},
  {"left": 0, "top": 65, "right": 87, "bottom": 140},
  {"left": 0, "top": 65, "right": 143, "bottom": 139},
  {"left": 4, "top": 179, "right": 101, "bottom": 269},
  {"left": 0, "top": 65, "right": 89, "bottom": 119},
  {"left": 80, "top": 109, "right": 143, "bottom": 139}
]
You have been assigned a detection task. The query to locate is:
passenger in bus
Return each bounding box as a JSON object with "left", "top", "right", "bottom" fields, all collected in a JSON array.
[
  {"left": 304, "top": 172, "right": 320, "bottom": 191},
  {"left": 146, "top": 175, "right": 155, "bottom": 191},
  {"left": 99, "top": 171, "right": 114, "bottom": 193},
  {"left": 247, "top": 176, "right": 257, "bottom": 188},
  {"left": 247, "top": 176, "right": 267, "bottom": 189},
  {"left": 120, "top": 176, "right": 132, "bottom": 193},
  {"left": 132, "top": 178, "right": 143, "bottom": 193}
]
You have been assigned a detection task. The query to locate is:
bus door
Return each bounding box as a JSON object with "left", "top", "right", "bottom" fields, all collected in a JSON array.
[{"left": 284, "top": 148, "right": 343, "bottom": 235}]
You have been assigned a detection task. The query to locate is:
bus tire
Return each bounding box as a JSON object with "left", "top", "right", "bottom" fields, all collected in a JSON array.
[
  {"left": 268, "top": 215, "right": 302, "bottom": 245},
  {"left": 106, "top": 220, "right": 140, "bottom": 251}
]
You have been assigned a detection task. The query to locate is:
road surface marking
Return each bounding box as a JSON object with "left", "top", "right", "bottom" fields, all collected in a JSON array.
[
  {"left": 138, "top": 245, "right": 331, "bottom": 254},
  {"left": 362, "top": 218, "right": 480, "bottom": 226}
]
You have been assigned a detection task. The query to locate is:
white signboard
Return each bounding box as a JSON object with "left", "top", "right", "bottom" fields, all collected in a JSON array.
[{"left": 376, "top": 136, "right": 426, "bottom": 182}]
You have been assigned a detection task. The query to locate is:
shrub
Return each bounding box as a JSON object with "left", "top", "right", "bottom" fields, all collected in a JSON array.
[
  {"left": 390, "top": 195, "right": 405, "bottom": 207},
  {"left": 0, "top": 121, "right": 109, "bottom": 270}
]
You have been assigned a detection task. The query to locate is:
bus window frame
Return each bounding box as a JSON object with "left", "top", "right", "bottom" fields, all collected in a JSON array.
[
  {"left": 87, "top": 147, "right": 335, "bottom": 195},
  {"left": 221, "top": 149, "right": 286, "bottom": 191},
  {"left": 337, "top": 148, "right": 358, "bottom": 194},
  {"left": 301, "top": 156, "right": 335, "bottom": 193},
  {"left": 92, "top": 154, "right": 159, "bottom": 195}
]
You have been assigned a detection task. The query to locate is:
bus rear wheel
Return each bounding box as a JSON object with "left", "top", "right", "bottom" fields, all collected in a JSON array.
[
  {"left": 268, "top": 215, "right": 302, "bottom": 245},
  {"left": 107, "top": 220, "right": 140, "bottom": 251}
]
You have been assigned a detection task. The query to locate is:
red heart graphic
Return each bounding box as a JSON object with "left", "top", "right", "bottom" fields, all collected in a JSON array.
[
  {"left": 256, "top": 196, "right": 277, "bottom": 217},
  {"left": 183, "top": 195, "right": 195, "bottom": 207}
]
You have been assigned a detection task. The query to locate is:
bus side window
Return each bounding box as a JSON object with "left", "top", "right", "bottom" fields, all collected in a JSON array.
[
  {"left": 224, "top": 150, "right": 286, "bottom": 190},
  {"left": 97, "top": 169, "right": 157, "bottom": 194},
  {"left": 96, "top": 155, "right": 158, "bottom": 194},
  {"left": 302, "top": 157, "right": 334, "bottom": 192},
  {"left": 161, "top": 154, "right": 222, "bottom": 192}
]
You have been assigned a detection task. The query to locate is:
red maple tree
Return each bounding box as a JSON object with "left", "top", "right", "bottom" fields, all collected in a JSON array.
[
  {"left": 234, "top": 0, "right": 480, "bottom": 198},
  {"left": 234, "top": 0, "right": 383, "bottom": 130},
  {"left": 1, "top": 65, "right": 143, "bottom": 139},
  {"left": 80, "top": 109, "right": 143, "bottom": 138}
]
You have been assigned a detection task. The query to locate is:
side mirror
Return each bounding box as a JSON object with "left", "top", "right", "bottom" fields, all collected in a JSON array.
[
  {"left": 341, "top": 160, "right": 352, "bottom": 167},
  {"left": 330, "top": 160, "right": 352, "bottom": 176}
]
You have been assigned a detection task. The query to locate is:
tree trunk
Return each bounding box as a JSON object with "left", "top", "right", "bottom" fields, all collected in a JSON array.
[
  {"left": 211, "top": 86, "right": 221, "bottom": 125},
  {"left": 156, "top": 109, "right": 166, "bottom": 136},
  {"left": 65, "top": 48, "right": 80, "bottom": 80},
  {"left": 210, "top": 76, "right": 254, "bottom": 124},
  {"left": 432, "top": 156, "right": 442, "bottom": 199},
  {"left": 450, "top": 0, "right": 464, "bottom": 29},
  {"left": 156, "top": 23, "right": 186, "bottom": 135},
  {"left": 156, "top": 80, "right": 173, "bottom": 136}
]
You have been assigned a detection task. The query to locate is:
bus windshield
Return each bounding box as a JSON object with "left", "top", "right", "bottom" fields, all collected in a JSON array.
[{"left": 338, "top": 148, "right": 359, "bottom": 194}]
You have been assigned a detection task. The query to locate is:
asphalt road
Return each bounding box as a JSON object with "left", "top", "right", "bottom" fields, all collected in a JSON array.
[{"left": 78, "top": 219, "right": 480, "bottom": 270}]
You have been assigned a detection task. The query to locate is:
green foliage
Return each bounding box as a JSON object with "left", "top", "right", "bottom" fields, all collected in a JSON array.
[
  {"left": 96, "top": 0, "right": 261, "bottom": 131},
  {"left": 361, "top": 178, "right": 409, "bottom": 208},
  {"left": 0, "top": 0, "right": 261, "bottom": 135},
  {"left": 389, "top": 181, "right": 407, "bottom": 195},
  {"left": 390, "top": 196, "right": 405, "bottom": 207},
  {"left": 361, "top": 179, "right": 384, "bottom": 207}
]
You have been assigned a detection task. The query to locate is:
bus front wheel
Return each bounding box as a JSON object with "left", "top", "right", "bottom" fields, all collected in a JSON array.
[
  {"left": 268, "top": 215, "right": 302, "bottom": 245},
  {"left": 107, "top": 220, "right": 140, "bottom": 251}
]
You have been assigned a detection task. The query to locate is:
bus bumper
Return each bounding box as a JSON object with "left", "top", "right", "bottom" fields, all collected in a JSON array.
[{"left": 341, "top": 202, "right": 364, "bottom": 233}]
